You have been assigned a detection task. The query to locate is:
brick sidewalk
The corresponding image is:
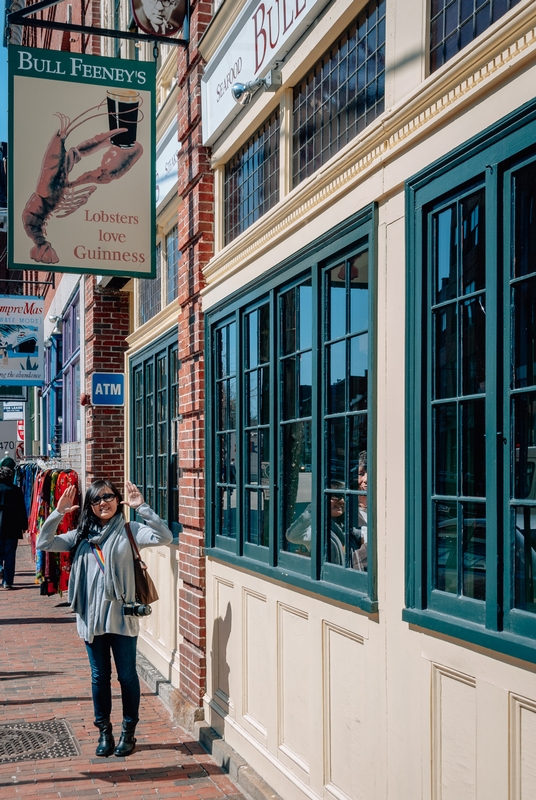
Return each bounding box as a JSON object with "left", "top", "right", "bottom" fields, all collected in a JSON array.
[{"left": 0, "top": 540, "right": 243, "bottom": 800}]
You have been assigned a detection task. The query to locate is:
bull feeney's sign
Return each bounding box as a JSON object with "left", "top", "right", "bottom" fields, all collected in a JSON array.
[{"left": 8, "top": 46, "right": 156, "bottom": 278}]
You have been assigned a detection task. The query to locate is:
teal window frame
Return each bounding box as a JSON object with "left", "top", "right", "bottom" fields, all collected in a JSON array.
[
  {"left": 130, "top": 329, "right": 180, "bottom": 539},
  {"left": 206, "top": 206, "right": 377, "bottom": 611},
  {"left": 405, "top": 97, "right": 536, "bottom": 663}
]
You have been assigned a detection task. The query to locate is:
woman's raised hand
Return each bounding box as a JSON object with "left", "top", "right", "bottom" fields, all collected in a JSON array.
[
  {"left": 56, "top": 484, "right": 80, "bottom": 515},
  {"left": 123, "top": 480, "right": 145, "bottom": 510}
]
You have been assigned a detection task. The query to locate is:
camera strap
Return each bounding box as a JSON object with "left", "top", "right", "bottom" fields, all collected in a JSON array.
[{"left": 90, "top": 542, "right": 105, "bottom": 574}]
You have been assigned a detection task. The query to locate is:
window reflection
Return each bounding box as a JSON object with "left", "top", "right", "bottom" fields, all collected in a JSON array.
[{"left": 283, "top": 421, "right": 313, "bottom": 556}]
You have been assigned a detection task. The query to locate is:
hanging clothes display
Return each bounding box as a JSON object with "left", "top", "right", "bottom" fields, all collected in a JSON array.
[{"left": 17, "top": 461, "right": 80, "bottom": 596}]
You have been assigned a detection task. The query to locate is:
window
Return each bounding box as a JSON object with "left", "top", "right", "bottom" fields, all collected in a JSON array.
[
  {"left": 405, "top": 99, "right": 536, "bottom": 661},
  {"left": 139, "top": 243, "right": 162, "bottom": 324},
  {"left": 292, "top": 0, "right": 385, "bottom": 187},
  {"left": 224, "top": 109, "right": 280, "bottom": 245},
  {"left": 430, "top": 0, "right": 521, "bottom": 73},
  {"left": 207, "top": 207, "right": 375, "bottom": 609},
  {"left": 62, "top": 294, "right": 81, "bottom": 443},
  {"left": 131, "top": 330, "right": 180, "bottom": 537},
  {"left": 166, "top": 225, "right": 180, "bottom": 305}
]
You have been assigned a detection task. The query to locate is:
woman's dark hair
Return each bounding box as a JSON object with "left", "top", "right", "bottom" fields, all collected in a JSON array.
[
  {"left": 0, "top": 466, "right": 14, "bottom": 483},
  {"left": 71, "top": 480, "right": 122, "bottom": 553}
]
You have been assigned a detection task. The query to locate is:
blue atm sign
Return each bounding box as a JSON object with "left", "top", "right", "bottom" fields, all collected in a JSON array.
[{"left": 91, "top": 373, "right": 125, "bottom": 406}]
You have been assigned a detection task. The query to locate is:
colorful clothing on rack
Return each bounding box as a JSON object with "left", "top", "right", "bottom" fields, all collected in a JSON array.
[{"left": 22, "top": 463, "right": 80, "bottom": 596}]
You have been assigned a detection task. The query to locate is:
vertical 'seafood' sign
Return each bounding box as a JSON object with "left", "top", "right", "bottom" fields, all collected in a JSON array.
[{"left": 8, "top": 46, "right": 156, "bottom": 278}]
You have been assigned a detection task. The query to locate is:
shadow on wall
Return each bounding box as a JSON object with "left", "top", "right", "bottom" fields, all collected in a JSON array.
[{"left": 211, "top": 602, "right": 232, "bottom": 707}]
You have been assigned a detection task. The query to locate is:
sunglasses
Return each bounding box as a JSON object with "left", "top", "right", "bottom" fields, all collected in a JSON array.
[
  {"left": 91, "top": 493, "right": 117, "bottom": 506},
  {"left": 330, "top": 494, "right": 345, "bottom": 502}
]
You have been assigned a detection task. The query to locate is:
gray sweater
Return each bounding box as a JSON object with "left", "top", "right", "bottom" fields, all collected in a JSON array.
[{"left": 38, "top": 504, "right": 173, "bottom": 642}]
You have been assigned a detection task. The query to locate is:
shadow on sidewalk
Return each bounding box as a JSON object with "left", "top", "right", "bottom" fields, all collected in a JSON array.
[
  {"left": 0, "top": 670, "right": 64, "bottom": 681},
  {"left": 0, "top": 758, "right": 227, "bottom": 788},
  {"left": 0, "top": 616, "right": 75, "bottom": 625}
]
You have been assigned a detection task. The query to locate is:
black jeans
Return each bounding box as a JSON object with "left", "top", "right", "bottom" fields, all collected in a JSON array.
[
  {"left": 85, "top": 634, "right": 140, "bottom": 725},
  {"left": 0, "top": 538, "right": 18, "bottom": 585}
]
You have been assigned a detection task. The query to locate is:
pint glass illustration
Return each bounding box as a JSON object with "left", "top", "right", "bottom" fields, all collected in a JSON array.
[{"left": 106, "top": 89, "right": 143, "bottom": 148}]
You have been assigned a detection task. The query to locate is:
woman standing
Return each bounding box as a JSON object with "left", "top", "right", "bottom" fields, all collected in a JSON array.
[{"left": 38, "top": 479, "right": 172, "bottom": 757}]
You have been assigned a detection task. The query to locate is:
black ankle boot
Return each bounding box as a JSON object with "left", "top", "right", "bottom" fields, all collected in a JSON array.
[
  {"left": 114, "top": 720, "right": 137, "bottom": 757},
  {"left": 94, "top": 720, "right": 115, "bottom": 757}
]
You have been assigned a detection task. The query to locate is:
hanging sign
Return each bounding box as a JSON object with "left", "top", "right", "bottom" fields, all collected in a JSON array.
[
  {"left": 8, "top": 46, "right": 156, "bottom": 278},
  {"left": 0, "top": 296, "right": 44, "bottom": 385},
  {"left": 132, "top": 0, "right": 187, "bottom": 37}
]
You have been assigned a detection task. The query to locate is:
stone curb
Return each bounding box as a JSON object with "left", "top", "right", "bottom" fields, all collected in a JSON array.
[
  {"left": 194, "top": 721, "right": 282, "bottom": 800},
  {"left": 136, "top": 652, "right": 282, "bottom": 800}
]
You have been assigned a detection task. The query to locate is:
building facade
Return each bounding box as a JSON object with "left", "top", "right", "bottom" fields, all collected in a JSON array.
[{"left": 198, "top": 0, "right": 536, "bottom": 798}]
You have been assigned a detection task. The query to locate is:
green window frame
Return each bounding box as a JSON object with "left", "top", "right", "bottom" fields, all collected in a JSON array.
[
  {"left": 405, "top": 97, "right": 536, "bottom": 663},
  {"left": 130, "top": 329, "right": 180, "bottom": 539},
  {"left": 206, "top": 206, "right": 377, "bottom": 611}
]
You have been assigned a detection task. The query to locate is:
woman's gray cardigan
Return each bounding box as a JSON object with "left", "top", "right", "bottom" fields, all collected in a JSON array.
[{"left": 37, "top": 504, "right": 172, "bottom": 642}]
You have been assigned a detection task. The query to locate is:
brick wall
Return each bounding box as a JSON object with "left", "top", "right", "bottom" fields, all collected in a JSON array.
[
  {"left": 176, "top": 0, "right": 214, "bottom": 710},
  {"left": 84, "top": 276, "right": 130, "bottom": 486}
]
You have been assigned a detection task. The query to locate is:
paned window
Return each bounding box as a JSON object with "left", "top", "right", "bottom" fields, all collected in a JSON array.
[
  {"left": 139, "top": 244, "right": 162, "bottom": 325},
  {"left": 166, "top": 225, "right": 180, "bottom": 305},
  {"left": 61, "top": 294, "right": 81, "bottom": 444},
  {"left": 430, "top": 0, "right": 521, "bottom": 72},
  {"left": 131, "top": 330, "right": 180, "bottom": 537},
  {"left": 292, "top": 0, "right": 385, "bottom": 187},
  {"left": 207, "top": 208, "right": 375, "bottom": 609},
  {"left": 224, "top": 110, "right": 280, "bottom": 245},
  {"left": 405, "top": 100, "right": 536, "bottom": 661}
]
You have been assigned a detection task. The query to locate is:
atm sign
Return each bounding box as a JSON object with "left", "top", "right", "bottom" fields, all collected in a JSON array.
[{"left": 91, "top": 373, "right": 125, "bottom": 406}]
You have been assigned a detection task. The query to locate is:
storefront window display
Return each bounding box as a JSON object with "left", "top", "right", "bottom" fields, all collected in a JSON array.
[
  {"left": 405, "top": 99, "right": 536, "bottom": 661},
  {"left": 131, "top": 330, "right": 180, "bottom": 537},
  {"left": 207, "top": 207, "right": 376, "bottom": 609}
]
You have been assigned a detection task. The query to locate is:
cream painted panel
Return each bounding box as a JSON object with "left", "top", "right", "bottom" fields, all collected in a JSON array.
[
  {"left": 243, "top": 589, "right": 269, "bottom": 737},
  {"left": 213, "top": 577, "right": 235, "bottom": 712},
  {"left": 323, "top": 622, "right": 365, "bottom": 800},
  {"left": 432, "top": 665, "right": 476, "bottom": 800},
  {"left": 510, "top": 693, "right": 536, "bottom": 800},
  {"left": 138, "top": 544, "right": 182, "bottom": 686},
  {"left": 520, "top": 707, "right": 536, "bottom": 798},
  {"left": 278, "top": 603, "right": 310, "bottom": 775}
]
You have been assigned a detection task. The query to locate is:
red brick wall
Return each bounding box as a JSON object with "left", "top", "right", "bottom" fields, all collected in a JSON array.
[
  {"left": 176, "top": 0, "right": 214, "bottom": 708},
  {"left": 84, "top": 275, "right": 130, "bottom": 486}
]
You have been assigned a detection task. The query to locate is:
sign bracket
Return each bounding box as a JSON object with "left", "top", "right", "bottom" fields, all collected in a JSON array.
[{"left": 6, "top": 0, "right": 189, "bottom": 50}]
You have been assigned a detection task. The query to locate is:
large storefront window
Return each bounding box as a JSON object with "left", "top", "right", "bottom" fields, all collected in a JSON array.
[
  {"left": 131, "top": 330, "right": 180, "bottom": 537},
  {"left": 292, "top": 0, "right": 385, "bottom": 187},
  {"left": 207, "top": 207, "right": 375, "bottom": 609},
  {"left": 224, "top": 109, "right": 280, "bottom": 245},
  {"left": 405, "top": 100, "right": 536, "bottom": 661}
]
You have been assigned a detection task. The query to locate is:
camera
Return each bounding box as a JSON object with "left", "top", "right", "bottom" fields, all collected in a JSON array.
[{"left": 123, "top": 603, "right": 152, "bottom": 617}]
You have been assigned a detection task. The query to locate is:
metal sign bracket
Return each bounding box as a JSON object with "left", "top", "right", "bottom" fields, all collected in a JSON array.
[{"left": 6, "top": 0, "right": 189, "bottom": 51}]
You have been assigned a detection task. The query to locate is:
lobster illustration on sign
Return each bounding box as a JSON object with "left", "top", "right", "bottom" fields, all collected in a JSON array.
[{"left": 22, "top": 97, "right": 143, "bottom": 264}]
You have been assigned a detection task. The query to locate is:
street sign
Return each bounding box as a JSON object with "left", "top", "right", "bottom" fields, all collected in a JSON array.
[
  {"left": 0, "top": 420, "right": 18, "bottom": 461},
  {"left": 91, "top": 372, "right": 125, "bottom": 406}
]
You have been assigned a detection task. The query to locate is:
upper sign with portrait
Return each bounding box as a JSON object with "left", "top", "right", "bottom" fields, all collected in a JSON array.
[
  {"left": 8, "top": 46, "right": 156, "bottom": 278},
  {"left": 132, "top": 0, "right": 187, "bottom": 37}
]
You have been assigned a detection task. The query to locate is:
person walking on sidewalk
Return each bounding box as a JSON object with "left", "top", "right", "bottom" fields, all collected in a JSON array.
[
  {"left": 0, "top": 458, "right": 28, "bottom": 589},
  {"left": 37, "top": 479, "right": 173, "bottom": 758}
]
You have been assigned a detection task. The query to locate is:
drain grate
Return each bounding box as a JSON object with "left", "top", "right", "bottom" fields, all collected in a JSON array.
[{"left": 0, "top": 719, "right": 81, "bottom": 763}]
